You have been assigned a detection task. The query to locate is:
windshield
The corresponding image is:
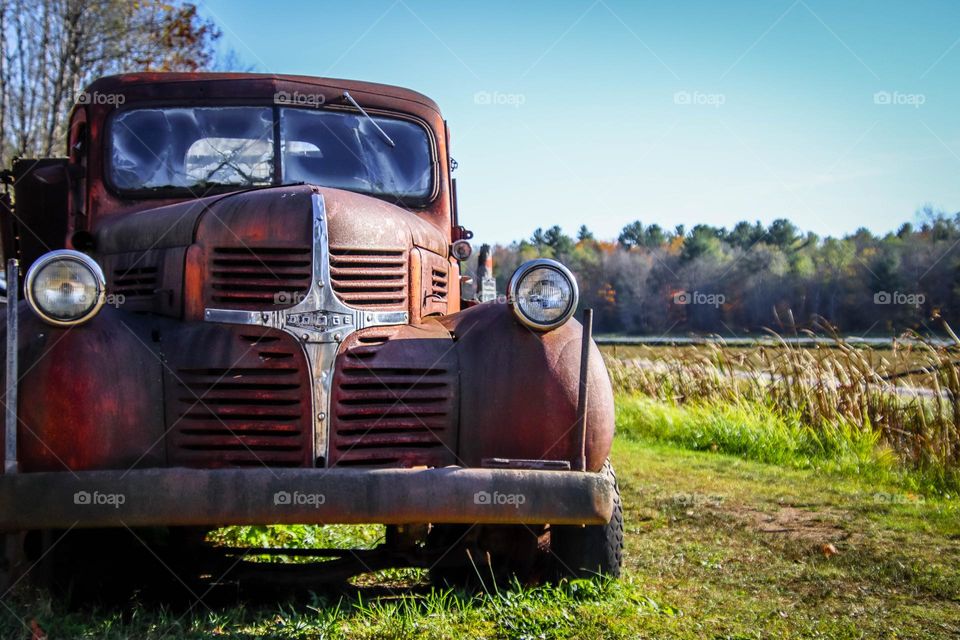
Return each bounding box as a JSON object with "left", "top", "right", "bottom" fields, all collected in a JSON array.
[{"left": 108, "top": 106, "right": 434, "bottom": 204}]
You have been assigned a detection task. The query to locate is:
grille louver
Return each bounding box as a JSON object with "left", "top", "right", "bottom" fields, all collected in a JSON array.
[
  {"left": 418, "top": 250, "right": 450, "bottom": 317},
  {"left": 167, "top": 332, "right": 312, "bottom": 467},
  {"left": 329, "top": 330, "right": 456, "bottom": 467},
  {"left": 329, "top": 247, "right": 407, "bottom": 309},
  {"left": 102, "top": 249, "right": 180, "bottom": 314},
  {"left": 209, "top": 246, "right": 312, "bottom": 308},
  {"left": 112, "top": 265, "right": 158, "bottom": 299},
  {"left": 430, "top": 266, "right": 448, "bottom": 302}
]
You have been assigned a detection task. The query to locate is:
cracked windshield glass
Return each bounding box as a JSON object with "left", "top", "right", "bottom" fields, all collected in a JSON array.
[{"left": 109, "top": 106, "right": 432, "bottom": 202}]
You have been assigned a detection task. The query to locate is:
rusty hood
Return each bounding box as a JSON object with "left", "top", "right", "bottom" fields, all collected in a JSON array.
[{"left": 93, "top": 184, "right": 449, "bottom": 257}]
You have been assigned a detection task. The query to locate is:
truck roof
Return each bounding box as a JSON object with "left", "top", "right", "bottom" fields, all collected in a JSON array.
[{"left": 84, "top": 72, "right": 442, "bottom": 114}]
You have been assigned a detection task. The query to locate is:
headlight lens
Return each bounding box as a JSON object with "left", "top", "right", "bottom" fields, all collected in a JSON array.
[
  {"left": 508, "top": 259, "right": 579, "bottom": 330},
  {"left": 25, "top": 250, "right": 106, "bottom": 326}
]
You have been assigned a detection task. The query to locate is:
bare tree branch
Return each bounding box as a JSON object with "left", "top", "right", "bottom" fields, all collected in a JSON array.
[{"left": 0, "top": 0, "right": 221, "bottom": 163}]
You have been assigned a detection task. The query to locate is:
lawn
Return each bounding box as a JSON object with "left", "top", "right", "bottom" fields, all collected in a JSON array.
[{"left": 3, "top": 427, "right": 958, "bottom": 638}]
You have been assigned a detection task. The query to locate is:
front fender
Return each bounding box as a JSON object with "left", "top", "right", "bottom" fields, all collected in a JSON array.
[
  {"left": 0, "top": 302, "right": 165, "bottom": 471},
  {"left": 440, "top": 303, "right": 614, "bottom": 471}
]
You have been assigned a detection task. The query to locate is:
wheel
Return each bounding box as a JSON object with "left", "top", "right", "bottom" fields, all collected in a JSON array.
[
  {"left": 0, "top": 532, "right": 27, "bottom": 596},
  {"left": 550, "top": 460, "right": 623, "bottom": 579},
  {"left": 427, "top": 524, "right": 549, "bottom": 588},
  {"left": 36, "top": 527, "right": 212, "bottom": 604}
]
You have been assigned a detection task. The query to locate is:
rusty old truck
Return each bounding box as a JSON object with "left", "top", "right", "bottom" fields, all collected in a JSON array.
[{"left": 0, "top": 73, "right": 620, "bottom": 589}]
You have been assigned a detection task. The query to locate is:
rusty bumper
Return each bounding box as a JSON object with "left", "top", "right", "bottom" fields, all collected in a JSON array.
[{"left": 0, "top": 467, "right": 614, "bottom": 531}]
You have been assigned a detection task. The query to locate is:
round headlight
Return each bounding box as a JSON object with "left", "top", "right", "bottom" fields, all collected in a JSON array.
[
  {"left": 508, "top": 259, "right": 579, "bottom": 331},
  {"left": 25, "top": 250, "right": 106, "bottom": 327}
]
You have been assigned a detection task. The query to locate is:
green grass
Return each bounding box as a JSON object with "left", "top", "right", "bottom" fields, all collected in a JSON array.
[
  {"left": 616, "top": 394, "right": 895, "bottom": 483},
  {"left": 208, "top": 524, "right": 384, "bottom": 551},
  {"left": 205, "top": 524, "right": 385, "bottom": 564},
  {"left": 615, "top": 394, "right": 956, "bottom": 496},
  {"left": 3, "top": 401, "right": 959, "bottom": 638}
]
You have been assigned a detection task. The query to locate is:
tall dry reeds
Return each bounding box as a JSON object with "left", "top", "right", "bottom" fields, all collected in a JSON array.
[{"left": 606, "top": 326, "right": 960, "bottom": 484}]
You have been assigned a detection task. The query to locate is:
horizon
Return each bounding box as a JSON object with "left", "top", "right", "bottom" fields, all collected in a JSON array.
[{"left": 197, "top": 0, "right": 960, "bottom": 245}]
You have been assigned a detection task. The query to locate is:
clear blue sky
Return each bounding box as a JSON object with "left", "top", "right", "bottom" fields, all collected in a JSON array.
[{"left": 197, "top": 0, "right": 960, "bottom": 245}]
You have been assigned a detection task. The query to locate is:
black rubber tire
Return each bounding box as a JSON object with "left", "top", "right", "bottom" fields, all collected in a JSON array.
[
  {"left": 550, "top": 460, "right": 624, "bottom": 579},
  {"left": 428, "top": 524, "right": 549, "bottom": 588},
  {"left": 0, "top": 532, "right": 27, "bottom": 596}
]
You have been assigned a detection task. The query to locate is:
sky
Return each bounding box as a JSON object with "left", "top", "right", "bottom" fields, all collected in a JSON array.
[{"left": 197, "top": 0, "right": 960, "bottom": 245}]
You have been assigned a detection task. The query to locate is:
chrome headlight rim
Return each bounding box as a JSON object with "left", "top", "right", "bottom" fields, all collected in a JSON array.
[
  {"left": 25, "top": 249, "right": 106, "bottom": 327},
  {"left": 507, "top": 258, "right": 579, "bottom": 331}
]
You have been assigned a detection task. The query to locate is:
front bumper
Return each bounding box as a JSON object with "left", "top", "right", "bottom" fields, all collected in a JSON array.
[{"left": 0, "top": 467, "right": 614, "bottom": 531}]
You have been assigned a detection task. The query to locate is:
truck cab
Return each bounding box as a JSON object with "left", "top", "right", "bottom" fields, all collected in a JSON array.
[{"left": 0, "top": 73, "right": 620, "bottom": 587}]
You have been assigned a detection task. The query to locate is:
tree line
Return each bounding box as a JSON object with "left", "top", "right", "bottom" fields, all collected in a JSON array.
[{"left": 489, "top": 207, "right": 960, "bottom": 336}]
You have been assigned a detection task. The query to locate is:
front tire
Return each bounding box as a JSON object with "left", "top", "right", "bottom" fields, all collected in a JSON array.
[
  {"left": 0, "top": 532, "right": 28, "bottom": 596},
  {"left": 428, "top": 524, "right": 549, "bottom": 588},
  {"left": 550, "top": 460, "right": 623, "bottom": 578}
]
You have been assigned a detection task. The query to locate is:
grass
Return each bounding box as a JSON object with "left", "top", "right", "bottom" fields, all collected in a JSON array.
[
  {"left": 616, "top": 394, "right": 898, "bottom": 483},
  {"left": 3, "top": 436, "right": 959, "bottom": 638},
  {"left": 208, "top": 524, "right": 384, "bottom": 551},
  {"left": 604, "top": 328, "right": 960, "bottom": 494},
  {"left": 205, "top": 524, "right": 385, "bottom": 564}
]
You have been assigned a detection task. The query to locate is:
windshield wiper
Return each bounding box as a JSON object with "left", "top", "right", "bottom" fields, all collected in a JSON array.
[{"left": 342, "top": 91, "right": 395, "bottom": 148}]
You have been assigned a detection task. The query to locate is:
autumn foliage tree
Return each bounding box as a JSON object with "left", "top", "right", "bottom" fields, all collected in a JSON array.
[{"left": 489, "top": 209, "right": 960, "bottom": 336}]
